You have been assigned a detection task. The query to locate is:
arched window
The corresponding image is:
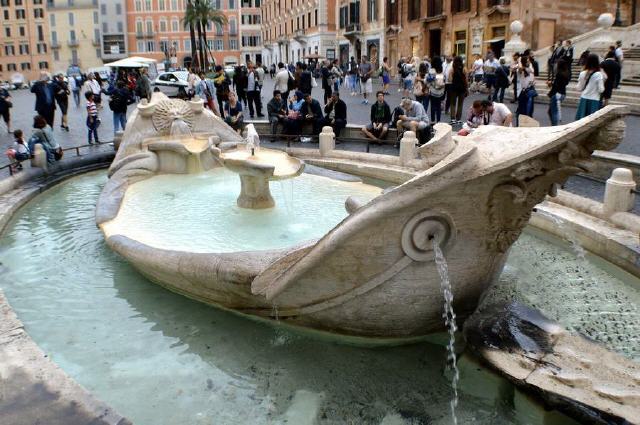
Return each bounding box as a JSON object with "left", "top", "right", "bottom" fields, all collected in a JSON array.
[
  {"left": 145, "top": 19, "right": 153, "bottom": 34},
  {"left": 171, "top": 18, "right": 179, "bottom": 32},
  {"left": 159, "top": 19, "right": 168, "bottom": 32},
  {"left": 215, "top": 22, "right": 223, "bottom": 36}
]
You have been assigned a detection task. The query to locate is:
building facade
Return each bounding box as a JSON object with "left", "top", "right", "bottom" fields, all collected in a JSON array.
[
  {"left": 260, "top": 0, "right": 337, "bottom": 67},
  {"left": 0, "top": 0, "right": 51, "bottom": 83},
  {"left": 98, "top": 0, "right": 128, "bottom": 63},
  {"left": 239, "top": 0, "right": 262, "bottom": 64},
  {"left": 125, "top": 0, "right": 240, "bottom": 71},
  {"left": 48, "top": 0, "right": 103, "bottom": 72},
  {"left": 335, "top": 0, "right": 385, "bottom": 67},
  {"left": 385, "top": 0, "right": 639, "bottom": 69}
]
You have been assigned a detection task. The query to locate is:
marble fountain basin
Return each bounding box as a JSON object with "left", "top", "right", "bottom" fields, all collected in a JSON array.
[{"left": 96, "top": 93, "right": 629, "bottom": 340}]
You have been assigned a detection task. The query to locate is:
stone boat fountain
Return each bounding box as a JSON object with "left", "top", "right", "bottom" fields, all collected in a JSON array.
[{"left": 96, "top": 92, "right": 628, "bottom": 340}]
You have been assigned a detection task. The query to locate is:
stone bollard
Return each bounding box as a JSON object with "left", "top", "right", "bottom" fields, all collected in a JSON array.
[
  {"left": 319, "top": 126, "right": 335, "bottom": 157},
  {"left": 30, "top": 144, "right": 48, "bottom": 171},
  {"left": 604, "top": 168, "right": 636, "bottom": 216},
  {"left": 399, "top": 131, "right": 417, "bottom": 166},
  {"left": 113, "top": 131, "right": 124, "bottom": 151}
]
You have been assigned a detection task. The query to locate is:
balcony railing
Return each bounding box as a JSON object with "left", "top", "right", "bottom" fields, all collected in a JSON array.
[
  {"left": 67, "top": 39, "right": 79, "bottom": 47},
  {"left": 51, "top": 41, "right": 60, "bottom": 49},
  {"left": 344, "top": 23, "right": 361, "bottom": 34},
  {"left": 136, "top": 31, "right": 144, "bottom": 39}
]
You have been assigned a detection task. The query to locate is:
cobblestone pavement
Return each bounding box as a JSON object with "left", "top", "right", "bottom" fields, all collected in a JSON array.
[{"left": 1, "top": 78, "right": 638, "bottom": 207}]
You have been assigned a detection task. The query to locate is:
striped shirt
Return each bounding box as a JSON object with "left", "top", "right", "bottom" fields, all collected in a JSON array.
[{"left": 86, "top": 100, "right": 98, "bottom": 117}]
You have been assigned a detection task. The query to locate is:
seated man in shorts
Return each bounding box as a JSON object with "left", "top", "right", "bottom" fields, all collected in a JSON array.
[
  {"left": 362, "top": 91, "right": 392, "bottom": 141},
  {"left": 397, "top": 97, "right": 429, "bottom": 135}
]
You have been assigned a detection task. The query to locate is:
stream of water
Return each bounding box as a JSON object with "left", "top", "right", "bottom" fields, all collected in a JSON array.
[{"left": 433, "top": 241, "right": 459, "bottom": 425}]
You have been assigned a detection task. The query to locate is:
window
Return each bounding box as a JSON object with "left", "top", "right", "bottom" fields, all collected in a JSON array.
[
  {"left": 452, "top": 0, "right": 470, "bottom": 13},
  {"left": 171, "top": 0, "right": 177, "bottom": 10},
  {"left": 135, "top": 0, "right": 142, "bottom": 11},
  {"left": 214, "top": 39, "right": 223, "bottom": 51},
  {"left": 21, "top": 62, "right": 31, "bottom": 70},
  {"left": 339, "top": 6, "right": 347, "bottom": 28},
  {"left": 51, "top": 31, "right": 57, "bottom": 42},
  {"left": 367, "top": 0, "right": 377, "bottom": 22},
  {"left": 136, "top": 20, "right": 143, "bottom": 33},
  {"left": 171, "top": 18, "right": 179, "bottom": 32},
  {"left": 54, "top": 50, "right": 60, "bottom": 61},
  {"left": 184, "top": 39, "right": 191, "bottom": 52},
  {"left": 34, "top": 8, "right": 44, "bottom": 18},
  {"left": 50, "top": 13, "right": 56, "bottom": 26},
  {"left": 16, "top": 9, "right": 26, "bottom": 19},
  {"left": 160, "top": 39, "right": 169, "bottom": 52},
  {"left": 229, "top": 38, "right": 238, "bottom": 50},
  {"left": 20, "top": 26, "right": 26, "bottom": 36},
  {"left": 408, "top": 0, "right": 420, "bottom": 20},
  {"left": 39, "top": 61, "right": 49, "bottom": 70},
  {"left": 427, "top": 0, "right": 443, "bottom": 17},
  {"left": 159, "top": 0, "right": 165, "bottom": 10},
  {"left": 145, "top": 0, "right": 151, "bottom": 10},
  {"left": 93, "top": 11, "right": 98, "bottom": 24},
  {"left": 215, "top": 22, "right": 223, "bottom": 36},
  {"left": 103, "top": 22, "right": 108, "bottom": 33},
  {"left": 4, "top": 28, "right": 10, "bottom": 38},
  {"left": 116, "top": 3, "right": 122, "bottom": 14},
  {"left": 229, "top": 0, "right": 235, "bottom": 8},
  {"left": 94, "top": 28, "right": 100, "bottom": 42},
  {"left": 100, "top": 4, "right": 106, "bottom": 14},
  {"left": 146, "top": 20, "right": 153, "bottom": 34},
  {"left": 229, "top": 17, "right": 237, "bottom": 34},
  {"left": 348, "top": 1, "right": 359, "bottom": 24},
  {"left": 8, "top": 64, "right": 17, "bottom": 71},
  {"left": 118, "top": 21, "right": 124, "bottom": 32},
  {"left": 19, "top": 44, "right": 29, "bottom": 55},
  {"left": 146, "top": 40, "right": 155, "bottom": 51},
  {"left": 70, "top": 29, "right": 76, "bottom": 41},
  {"left": 68, "top": 12, "right": 74, "bottom": 25},
  {"left": 96, "top": 48, "right": 101, "bottom": 58},
  {"left": 160, "top": 19, "right": 167, "bottom": 32},
  {"left": 487, "top": 0, "right": 510, "bottom": 5},
  {"left": 4, "top": 11, "right": 9, "bottom": 20},
  {"left": 454, "top": 30, "right": 467, "bottom": 60}
]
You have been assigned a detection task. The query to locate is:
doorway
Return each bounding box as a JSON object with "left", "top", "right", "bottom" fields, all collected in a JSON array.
[
  {"left": 429, "top": 29, "right": 441, "bottom": 58},
  {"left": 537, "top": 19, "right": 556, "bottom": 50}
]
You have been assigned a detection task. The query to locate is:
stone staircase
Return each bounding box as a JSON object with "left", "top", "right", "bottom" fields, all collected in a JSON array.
[{"left": 533, "top": 79, "right": 640, "bottom": 115}]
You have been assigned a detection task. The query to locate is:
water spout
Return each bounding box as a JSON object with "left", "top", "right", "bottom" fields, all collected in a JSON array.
[
  {"left": 433, "top": 240, "right": 459, "bottom": 425},
  {"left": 245, "top": 123, "right": 260, "bottom": 154},
  {"left": 170, "top": 119, "right": 192, "bottom": 136}
]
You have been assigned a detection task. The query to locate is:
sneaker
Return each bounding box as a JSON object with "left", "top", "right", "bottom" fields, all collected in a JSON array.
[
  {"left": 88, "top": 141, "right": 94, "bottom": 145},
  {"left": 364, "top": 100, "right": 369, "bottom": 105},
  {"left": 450, "top": 119, "right": 456, "bottom": 124}
]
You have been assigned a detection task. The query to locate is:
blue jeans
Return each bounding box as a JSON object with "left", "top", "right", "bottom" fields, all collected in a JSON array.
[
  {"left": 87, "top": 116, "right": 100, "bottom": 143},
  {"left": 113, "top": 112, "right": 127, "bottom": 133},
  {"left": 548, "top": 94, "right": 565, "bottom": 126},
  {"left": 430, "top": 95, "right": 443, "bottom": 123}
]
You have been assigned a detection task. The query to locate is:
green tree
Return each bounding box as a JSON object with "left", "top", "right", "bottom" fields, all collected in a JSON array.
[
  {"left": 183, "top": 0, "right": 227, "bottom": 71},
  {"left": 183, "top": 0, "right": 199, "bottom": 70},
  {"left": 195, "top": 0, "right": 227, "bottom": 70}
]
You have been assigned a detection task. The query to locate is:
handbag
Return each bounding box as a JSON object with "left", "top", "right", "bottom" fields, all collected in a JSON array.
[{"left": 287, "top": 110, "right": 300, "bottom": 119}]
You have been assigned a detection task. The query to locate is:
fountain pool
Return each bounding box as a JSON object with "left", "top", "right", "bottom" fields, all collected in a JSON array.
[
  {"left": 1, "top": 171, "right": 639, "bottom": 424},
  {"left": 101, "top": 168, "right": 382, "bottom": 253}
]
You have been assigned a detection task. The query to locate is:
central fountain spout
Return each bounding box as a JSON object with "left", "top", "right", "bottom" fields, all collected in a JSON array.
[
  {"left": 170, "top": 118, "right": 192, "bottom": 136},
  {"left": 221, "top": 125, "right": 304, "bottom": 209}
]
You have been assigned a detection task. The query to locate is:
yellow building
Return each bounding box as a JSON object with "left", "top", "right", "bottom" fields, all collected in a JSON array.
[{"left": 48, "top": 0, "right": 103, "bottom": 73}]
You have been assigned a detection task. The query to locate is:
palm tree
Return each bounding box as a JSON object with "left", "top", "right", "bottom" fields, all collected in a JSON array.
[
  {"left": 183, "top": 0, "right": 199, "bottom": 70},
  {"left": 195, "top": 0, "right": 228, "bottom": 71}
]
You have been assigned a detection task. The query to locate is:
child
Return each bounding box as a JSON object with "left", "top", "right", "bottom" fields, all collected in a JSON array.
[
  {"left": 85, "top": 91, "right": 100, "bottom": 144},
  {"left": 5, "top": 129, "right": 30, "bottom": 172}
]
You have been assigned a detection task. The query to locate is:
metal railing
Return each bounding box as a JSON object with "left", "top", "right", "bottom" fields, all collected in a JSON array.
[{"left": 2, "top": 142, "right": 111, "bottom": 177}]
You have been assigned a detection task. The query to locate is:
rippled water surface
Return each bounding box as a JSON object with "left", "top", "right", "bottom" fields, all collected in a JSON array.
[
  {"left": 2, "top": 171, "right": 638, "bottom": 424},
  {"left": 103, "top": 169, "right": 382, "bottom": 253}
]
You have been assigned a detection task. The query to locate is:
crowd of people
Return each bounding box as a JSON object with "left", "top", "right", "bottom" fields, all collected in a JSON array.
[{"left": 2, "top": 40, "right": 631, "bottom": 173}]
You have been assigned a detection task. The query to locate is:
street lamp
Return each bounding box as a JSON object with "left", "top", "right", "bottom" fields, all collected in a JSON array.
[{"left": 614, "top": 0, "right": 623, "bottom": 26}]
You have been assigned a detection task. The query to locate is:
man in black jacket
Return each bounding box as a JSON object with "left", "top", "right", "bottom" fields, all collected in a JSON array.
[
  {"left": 299, "top": 64, "right": 313, "bottom": 95},
  {"left": 362, "top": 91, "right": 391, "bottom": 141},
  {"left": 266, "top": 90, "right": 288, "bottom": 136},
  {"left": 320, "top": 61, "right": 332, "bottom": 104},
  {"left": 30, "top": 72, "right": 56, "bottom": 127},
  {"left": 109, "top": 80, "right": 134, "bottom": 133},
  {"left": 322, "top": 92, "right": 347, "bottom": 137},
  {"left": 300, "top": 93, "right": 324, "bottom": 135}
]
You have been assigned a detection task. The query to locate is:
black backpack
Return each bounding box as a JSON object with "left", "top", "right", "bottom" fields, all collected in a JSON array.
[
  {"left": 109, "top": 91, "right": 125, "bottom": 111},
  {"left": 287, "top": 71, "right": 296, "bottom": 91}
]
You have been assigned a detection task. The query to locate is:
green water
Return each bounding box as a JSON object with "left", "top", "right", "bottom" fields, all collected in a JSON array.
[{"left": 1, "top": 171, "right": 638, "bottom": 424}]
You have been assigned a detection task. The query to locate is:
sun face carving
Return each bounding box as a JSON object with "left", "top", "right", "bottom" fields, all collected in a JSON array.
[{"left": 152, "top": 99, "right": 195, "bottom": 134}]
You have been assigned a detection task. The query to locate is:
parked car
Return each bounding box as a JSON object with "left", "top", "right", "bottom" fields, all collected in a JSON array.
[
  {"left": 153, "top": 71, "right": 189, "bottom": 97},
  {"left": 10, "top": 73, "right": 26, "bottom": 89},
  {"left": 224, "top": 64, "right": 236, "bottom": 78},
  {"left": 0, "top": 81, "right": 11, "bottom": 91}
]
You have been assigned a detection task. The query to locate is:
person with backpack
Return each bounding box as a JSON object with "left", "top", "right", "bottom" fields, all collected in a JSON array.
[
  {"left": 427, "top": 57, "right": 446, "bottom": 123},
  {"left": 495, "top": 58, "right": 511, "bottom": 103},
  {"left": 109, "top": 81, "right": 134, "bottom": 134},
  {"left": 213, "top": 65, "right": 230, "bottom": 119},
  {"left": 135, "top": 68, "right": 151, "bottom": 102}
]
